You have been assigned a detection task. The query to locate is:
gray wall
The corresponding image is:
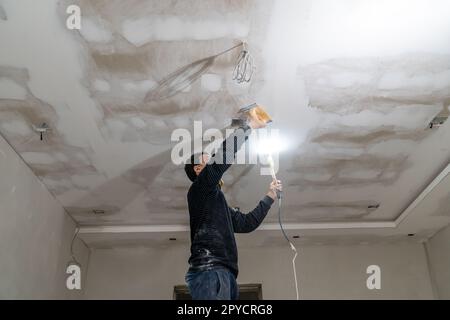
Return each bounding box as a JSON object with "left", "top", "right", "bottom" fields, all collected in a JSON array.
[
  {"left": 426, "top": 223, "right": 450, "bottom": 299},
  {"left": 84, "top": 242, "right": 434, "bottom": 299},
  {"left": 0, "top": 135, "right": 90, "bottom": 299}
]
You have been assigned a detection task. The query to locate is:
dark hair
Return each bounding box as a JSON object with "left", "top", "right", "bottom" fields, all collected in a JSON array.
[{"left": 184, "top": 153, "right": 203, "bottom": 182}]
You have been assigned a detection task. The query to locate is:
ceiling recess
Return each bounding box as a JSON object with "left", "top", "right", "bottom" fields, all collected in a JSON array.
[
  {"left": 429, "top": 107, "right": 449, "bottom": 129},
  {"left": 32, "top": 122, "right": 51, "bottom": 141}
]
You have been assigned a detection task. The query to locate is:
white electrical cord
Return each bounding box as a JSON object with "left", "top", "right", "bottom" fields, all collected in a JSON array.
[
  {"left": 268, "top": 155, "right": 300, "bottom": 300},
  {"left": 278, "top": 198, "right": 299, "bottom": 300}
]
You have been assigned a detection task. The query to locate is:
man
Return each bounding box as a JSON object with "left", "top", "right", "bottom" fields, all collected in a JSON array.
[{"left": 184, "top": 109, "right": 282, "bottom": 300}]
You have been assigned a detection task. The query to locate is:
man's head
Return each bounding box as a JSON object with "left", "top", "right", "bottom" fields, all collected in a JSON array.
[{"left": 184, "top": 153, "right": 210, "bottom": 182}]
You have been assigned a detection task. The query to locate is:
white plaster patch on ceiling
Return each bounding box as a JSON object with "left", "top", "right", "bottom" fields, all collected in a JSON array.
[
  {"left": 367, "top": 139, "right": 417, "bottom": 157},
  {"left": 79, "top": 17, "right": 113, "bottom": 43},
  {"left": 313, "top": 145, "right": 365, "bottom": 159},
  {"left": 378, "top": 70, "right": 450, "bottom": 90},
  {"left": 121, "top": 15, "right": 249, "bottom": 46},
  {"left": 181, "top": 84, "right": 192, "bottom": 93},
  {"left": 130, "top": 117, "right": 146, "bottom": 129},
  {"left": 0, "top": 78, "right": 26, "bottom": 100},
  {"left": 103, "top": 118, "right": 127, "bottom": 140},
  {"left": 71, "top": 174, "right": 106, "bottom": 189},
  {"left": 122, "top": 79, "right": 156, "bottom": 92},
  {"left": 339, "top": 168, "right": 381, "bottom": 180},
  {"left": 321, "top": 104, "right": 442, "bottom": 130},
  {"left": 300, "top": 171, "right": 334, "bottom": 182},
  {"left": 158, "top": 196, "right": 171, "bottom": 202},
  {"left": 54, "top": 152, "right": 69, "bottom": 162},
  {"left": 20, "top": 152, "right": 56, "bottom": 165},
  {"left": 201, "top": 73, "right": 222, "bottom": 92},
  {"left": 154, "top": 176, "right": 167, "bottom": 185},
  {"left": 0, "top": 0, "right": 106, "bottom": 150},
  {"left": 151, "top": 119, "right": 167, "bottom": 129},
  {"left": 300, "top": 54, "right": 450, "bottom": 115},
  {"left": 0, "top": 120, "right": 31, "bottom": 136},
  {"left": 92, "top": 79, "right": 111, "bottom": 92},
  {"left": 328, "top": 72, "right": 372, "bottom": 88},
  {"left": 199, "top": 113, "right": 218, "bottom": 127},
  {"left": 41, "top": 177, "right": 72, "bottom": 192},
  {"left": 73, "top": 152, "right": 91, "bottom": 166},
  {"left": 171, "top": 116, "right": 191, "bottom": 128}
]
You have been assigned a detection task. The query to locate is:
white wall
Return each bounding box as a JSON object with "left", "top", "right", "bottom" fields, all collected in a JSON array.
[
  {"left": 426, "top": 223, "right": 450, "bottom": 299},
  {"left": 84, "top": 242, "right": 434, "bottom": 300},
  {"left": 0, "top": 135, "right": 90, "bottom": 299}
]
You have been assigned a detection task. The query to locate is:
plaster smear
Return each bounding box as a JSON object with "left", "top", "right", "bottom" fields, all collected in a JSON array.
[
  {"left": 0, "top": 0, "right": 106, "bottom": 151},
  {"left": 79, "top": 17, "right": 113, "bottom": 43},
  {"left": 367, "top": 139, "right": 417, "bottom": 156},
  {"left": 103, "top": 118, "right": 127, "bottom": 140},
  {"left": 302, "top": 55, "right": 450, "bottom": 114},
  {"left": 93, "top": 79, "right": 111, "bottom": 92},
  {"left": 121, "top": 15, "right": 249, "bottom": 46},
  {"left": 321, "top": 104, "right": 442, "bottom": 130},
  {"left": 130, "top": 117, "right": 146, "bottom": 129},
  {"left": 329, "top": 72, "right": 372, "bottom": 88},
  {"left": 54, "top": 152, "right": 69, "bottom": 162},
  {"left": 158, "top": 195, "right": 171, "bottom": 202},
  {"left": 1, "top": 120, "right": 31, "bottom": 135},
  {"left": 379, "top": 70, "right": 450, "bottom": 90},
  {"left": 300, "top": 171, "right": 334, "bottom": 182},
  {"left": 122, "top": 79, "right": 156, "bottom": 92},
  {"left": 171, "top": 116, "right": 190, "bottom": 128},
  {"left": 201, "top": 74, "right": 222, "bottom": 92},
  {"left": 21, "top": 152, "right": 56, "bottom": 165},
  {"left": 339, "top": 168, "right": 381, "bottom": 180},
  {"left": 71, "top": 174, "right": 105, "bottom": 189},
  {"left": 0, "top": 78, "right": 27, "bottom": 100},
  {"left": 41, "top": 177, "right": 72, "bottom": 192}
]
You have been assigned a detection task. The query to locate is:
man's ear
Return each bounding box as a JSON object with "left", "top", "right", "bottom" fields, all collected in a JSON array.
[{"left": 193, "top": 165, "right": 201, "bottom": 175}]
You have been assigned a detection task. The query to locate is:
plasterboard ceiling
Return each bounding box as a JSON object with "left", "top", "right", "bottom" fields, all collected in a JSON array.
[{"left": 0, "top": 1, "right": 450, "bottom": 240}]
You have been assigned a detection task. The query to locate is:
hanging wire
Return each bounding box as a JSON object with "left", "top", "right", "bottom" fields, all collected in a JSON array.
[
  {"left": 146, "top": 42, "right": 244, "bottom": 101},
  {"left": 232, "top": 42, "right": 255, "bottom": 84},
  {"left": 269, "top": 154, "right": 299, "bottom": 300}
]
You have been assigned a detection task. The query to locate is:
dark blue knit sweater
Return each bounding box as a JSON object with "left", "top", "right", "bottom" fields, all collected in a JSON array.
[{"left": 187, "top": 125, "right": 274, "bottom": 277}]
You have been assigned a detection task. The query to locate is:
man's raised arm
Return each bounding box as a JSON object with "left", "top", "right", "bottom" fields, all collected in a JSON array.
[{"left": 196, "top": 125, "right": 252, "bottom": 187}]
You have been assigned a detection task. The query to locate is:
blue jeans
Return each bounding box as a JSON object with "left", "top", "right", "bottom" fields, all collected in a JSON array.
[{"left": 185, "top": 267, "right": 239, "bottom": 300}]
